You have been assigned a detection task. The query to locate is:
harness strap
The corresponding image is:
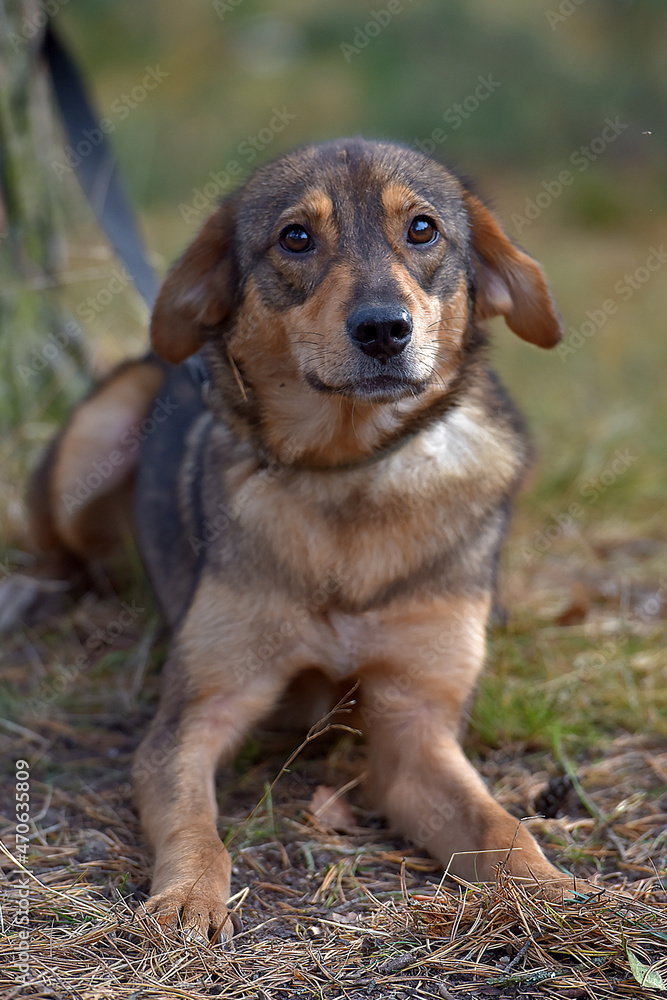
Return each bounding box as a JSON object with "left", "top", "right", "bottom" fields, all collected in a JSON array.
[{"left": 42, "top": 27, "right": 158, "bottom": 309}]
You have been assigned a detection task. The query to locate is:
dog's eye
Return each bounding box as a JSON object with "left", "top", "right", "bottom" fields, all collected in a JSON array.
[
  {"left": 407, "top": 216, "right": 438, "bottom": 245},
  {"left": 279, "top": 225, "right": 313, "bottom": 254}
]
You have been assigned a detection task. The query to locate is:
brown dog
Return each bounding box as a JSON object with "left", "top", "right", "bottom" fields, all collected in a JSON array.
[{"left": 29, "top": 138, "right": 571, "bottom": 942}]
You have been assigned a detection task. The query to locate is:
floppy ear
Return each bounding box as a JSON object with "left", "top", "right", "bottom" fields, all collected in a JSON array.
[
  {"left": 463, "top": 190, "right": 562, "bottom": 348},
  {"left": 151, "top": 199, "right": 238, "bottom": 363}
]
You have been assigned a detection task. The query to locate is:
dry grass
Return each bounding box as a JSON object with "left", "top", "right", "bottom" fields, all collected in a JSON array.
[
  {"left": 1, "top": 704, "right": 666, "bottom": 998},
  {"left": 1, "top": 507, "right": 666, "bottom": 997},
  {"left": 0, "top": 815, "right": 665, "bottom": 998},
  {"left": 1, "top": 499, "right": 665, "bottom": 998}
]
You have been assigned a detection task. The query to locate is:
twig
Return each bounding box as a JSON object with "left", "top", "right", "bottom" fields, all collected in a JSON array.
[
  {"left": 376, "top": 946, "right": 428, "bottom": 974},
  {"left": 227, "top": 683, "right": 360, "bottom": 847},
  {"left": 504, "top": 937, "right": 531, "bottom": 972}
]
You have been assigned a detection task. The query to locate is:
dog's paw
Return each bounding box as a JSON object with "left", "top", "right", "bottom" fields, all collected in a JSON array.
[
  {"left": 555, "top": 877, "right": 634, "bottom": 905},
  {"left": 140, "top": 883, "right": 241, "bottom": 946},
  {"left": 496, "top": 867, "right": 622, "bottom": 905},
  {"left": 525, "top": 874, "right": 595, "bottom": 903}
]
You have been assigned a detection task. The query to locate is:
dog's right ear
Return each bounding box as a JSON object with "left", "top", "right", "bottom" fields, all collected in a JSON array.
[{"left": 151, "top": 199, "right": 238, "bottom": 364}]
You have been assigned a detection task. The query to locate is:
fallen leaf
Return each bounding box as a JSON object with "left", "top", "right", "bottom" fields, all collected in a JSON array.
[
  {"left": 627, "top": 947, "right": 666, "bottom": 990},
  {"left": 555, "top": 582, "right": 591, "bottom": 626},
  {"left": 308, "top": 784, "right": 357, "bottom": 832}
]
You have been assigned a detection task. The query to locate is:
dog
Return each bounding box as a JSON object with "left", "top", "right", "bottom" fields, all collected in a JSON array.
[{"left": 28, "top": 138, "right": 573, "bottom": 943}]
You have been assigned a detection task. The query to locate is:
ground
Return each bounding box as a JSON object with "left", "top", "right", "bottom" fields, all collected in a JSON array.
[{"left": 0, "top": 510, "right": 665, "bottom": 998}]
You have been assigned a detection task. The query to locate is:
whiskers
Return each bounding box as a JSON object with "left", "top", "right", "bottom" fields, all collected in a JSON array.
[
  {"left": 418, "top": 317, "right": 464, "bottom": 403},
  {"left": 298, "top": 331, "right": 339, "bottom": 368},
  {"left": 424, "top": 315, "right": 467, "bottom": 343}
]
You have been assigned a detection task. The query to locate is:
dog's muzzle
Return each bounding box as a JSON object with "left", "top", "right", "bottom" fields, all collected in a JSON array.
[{"left": 346, "top": 305, "right": 413, "bottom": 362}]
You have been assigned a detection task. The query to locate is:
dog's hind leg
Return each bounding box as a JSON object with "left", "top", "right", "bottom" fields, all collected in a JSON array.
[
  {"left": 0, "top": 356, "right": 165, "bottom": 629},
  {"left": 33, "top": 356, "right": 166, "bottom": 562}
]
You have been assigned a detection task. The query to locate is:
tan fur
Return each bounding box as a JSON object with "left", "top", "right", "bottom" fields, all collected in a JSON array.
[
  {"left": 287, "top": 188, "right": 337, "bottom": 240},
  {"left": 218, "top": 394, "right": 522, "bottom": 607},
  {"left": 360, "top": 594, "right": 557, "bottom": 883},
  {"left": 226, "top": 269, "right": 470, "bottom": 468},
  {"left": 150, "top": 200, "right": 238, "bottom": 363},
  {"left": 229, "top": 273, "right": 412, "bottom": 465},
  {"left": 463, "top": 191, "right": 562, "bottom": 347},
  {"left": 380, "top": 181, "right": 424, "bottom": 223},
  {"left": 29, "top": 140, "right": 575, "bottom": 942},
  {"left": 50, "top": 361, "right": 164, "bottom": 557}
]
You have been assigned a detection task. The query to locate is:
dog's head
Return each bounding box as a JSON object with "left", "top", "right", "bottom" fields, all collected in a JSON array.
[{"left": 152, "top": 139, "right": 561, "bottom": 464}]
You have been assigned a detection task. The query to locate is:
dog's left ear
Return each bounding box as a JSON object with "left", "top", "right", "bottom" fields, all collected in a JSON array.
[
  {"left": 463, "top": 191, "right": 562, "bottom": 348},
  {"left": 151, "top": 198, "right": 238, "bottom": 364}
]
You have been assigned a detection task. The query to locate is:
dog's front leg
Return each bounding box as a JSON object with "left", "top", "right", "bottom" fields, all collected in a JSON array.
[
  {"left": 132, "top": 618, "right": 292, "bottom": 942},
  {"left": 362, "top": 596, "right": 568, "bottom": 893}
]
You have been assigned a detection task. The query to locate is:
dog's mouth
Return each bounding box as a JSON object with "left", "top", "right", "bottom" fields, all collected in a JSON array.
[{"left": 305, "top": 371, "right": 428, "bottom": 402}]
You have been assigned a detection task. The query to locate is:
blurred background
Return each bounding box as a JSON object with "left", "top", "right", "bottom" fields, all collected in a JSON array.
[
  {"left": 1, "top": 0, "right": 665, "bottom": 603},
  {"left": 0, "top": 0, "right": 665, "bottom": 841}
]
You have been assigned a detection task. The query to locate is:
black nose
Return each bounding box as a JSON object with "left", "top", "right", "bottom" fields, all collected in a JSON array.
[{"left": 347, "top": 305, "right": 413, "bottom": 362}]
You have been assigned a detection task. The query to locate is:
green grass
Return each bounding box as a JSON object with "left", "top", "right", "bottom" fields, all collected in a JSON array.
[{"left": 472, "top": 627, "right": 665, "bottom": 754}]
